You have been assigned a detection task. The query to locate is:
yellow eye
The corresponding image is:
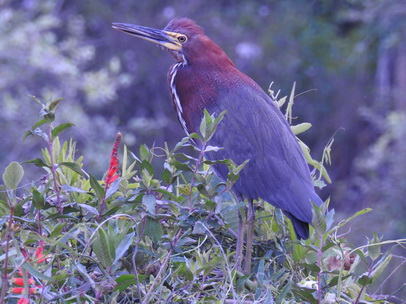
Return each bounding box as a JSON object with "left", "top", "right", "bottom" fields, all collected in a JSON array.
[{"left": 177, "top": 35, "right": 187, "bottom": 43}]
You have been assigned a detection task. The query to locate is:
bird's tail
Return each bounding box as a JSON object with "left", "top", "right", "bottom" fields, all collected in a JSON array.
[
  {"left": 284, "top": 192, "right": 324, "bottom": 240},
  {"left": 284, "top": 212, "right": 309, "bottom": 240}
]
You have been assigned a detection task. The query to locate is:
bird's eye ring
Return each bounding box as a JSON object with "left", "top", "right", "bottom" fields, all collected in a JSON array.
[{"left": 177, "top": 35, "right": 187, "bottom": 43}]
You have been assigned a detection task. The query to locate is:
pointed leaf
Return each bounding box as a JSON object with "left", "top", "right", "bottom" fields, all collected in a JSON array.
[
  {"left": 22, "top": 158, "right": 50, "bottom": 168},
  {"left": 22, "top": 262, "right": 54, "bottom": 281},
  {"left": 31, "top": 118, "right": 48, "bottom": 130},
  {"left": 93, "top": 228, "right": 115, "bottom": 269},
  {"left": 114, "top": 232, "right": 135, "bottom": 264},
  {"left": 78, "top": 203, "right": 99, "bottom": 215},
  {"left": 32, "top": 189, "right": 45, "bottom": 209},
  {"left": 368, "top": 233, "right": 382, "bottom": 261},
  {"left": 139, "top": 144, "right": 150, "bottom": 161},
  {"left": 47, "top": 97, "right": 63, "bottom": 111},
  {"left": 311, "top": 202, "right": 326, "bottom": 235},
  {"left": 105, "top": 178, "right": 121, "bottom": 199},
  {"left": 89, "top": 174, "right": 104, "bottom": 201},
  {"left": 291, "top": 122, "right": 312, "bottom": 135},
  {"left": 115, "top": 274, "right": 138, "bottom": 291},
  {"left": 144, "top": 217, "right": 163, "bottom": 244},
  {"left": 370, "top": 254, "right": 392, "bottom": 282},
  {"left": 60, "top": 185, "right": 88, "bottom": 193},
  {"left": 51, "top": 123, "right": 75, "bottom": 139},
  {"left": 162, "top": 168, "right": 172, "bottom": 185},
  {"left": 60, "top": 162, "right": 87, "bottom": 177},
  {"left": 142, "top": 194, "right": 156, "bottom": 215}
]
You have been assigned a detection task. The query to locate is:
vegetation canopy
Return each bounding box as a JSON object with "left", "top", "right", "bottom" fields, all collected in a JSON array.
[{"left": 0, "top": 88, "right": 405, "bottom": 304}]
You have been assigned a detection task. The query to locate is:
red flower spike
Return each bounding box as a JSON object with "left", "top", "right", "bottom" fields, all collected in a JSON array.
[
  {"left": 17, "top": 297, "right": 30, "bottom": 304},
  {"left": 11, "top": 287, "right": 24, "bottom": 294},
  {"left": 105, "top": 132, "right": 122, "bottom": 187},
  {"left": 35, "top": 241, "right": 46, "bottom": 263},
  {"left": 10, "top": 287, "right": 37, "bottom": 294},
  {"left": 12, "top": 278, "right": 35, "bottom": 286}
]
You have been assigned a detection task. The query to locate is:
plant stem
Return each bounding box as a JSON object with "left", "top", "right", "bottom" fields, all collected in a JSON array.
[
  {"left": 353, "top": 263, "right": 373, "bottom": 304},
  {"left": 48, "top": 127, "right": 62, "bottom": 214},
  {"left": 97, "top": 184, "right": 109, "bottom": 222},
  {"left": 317, "top": 233, "right": 323, "bottom": 304},
  {"left": 142, "top": 229, "right": 182, "bottom": 304},
  {"left": 0, "top": 206, "right": 15, "bottom": 303},
  {"left": 187, "top": 142, "right": 206, "bottom": 211},
  {"left": 243, "top": 199, "right": 255, "bottom": 274}
]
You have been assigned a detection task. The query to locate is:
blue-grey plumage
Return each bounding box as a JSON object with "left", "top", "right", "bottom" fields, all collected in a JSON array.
[
  {"left": 112, "top": 17, "right": 323, "bottom": 240},
  {"left": 205, "top": 85, "right": 323, "bottom": 239}
]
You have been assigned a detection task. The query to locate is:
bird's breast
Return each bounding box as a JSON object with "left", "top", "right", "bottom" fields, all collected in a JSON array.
[{"left": 168, "top": 64, "right": 223, "bottom": 134}]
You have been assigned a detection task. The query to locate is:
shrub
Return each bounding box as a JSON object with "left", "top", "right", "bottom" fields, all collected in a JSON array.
[{"left": 1, "top": 91, "right": 404, "bottom": 303}]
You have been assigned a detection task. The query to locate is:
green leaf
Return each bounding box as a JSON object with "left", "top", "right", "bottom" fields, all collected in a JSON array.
[
  {"left": 276, "top": 280, "right": 293, "bottom": 304},
  {"left": 51, "top": 123, "right": 75, "bottom": 139},
  {"left": 22, "top": 262, "right": 54, "bottom": 281},
  {"left": 22, "top": 158, "right": 50, "bottom": 168},
  {"left": 170, "top": 159, "right": 192, "bottom": 171},
  {"left": 2, "top": 162, "right": 24, "bottom": 190},
  {"left": 192, "top": 221, "right": 206, "bottom": 234},
  {"left": 311, "top": 202, "right": 326, "bottom": 235},
  {"left": 291, "top": 122, "right": 312, "bottom": 135},
  {"left": 358, "top": 274, "right": 373, "bottom": 286},
  {"left": 368, "top": 233, "right": 382, "bottom": 261},
  {"left": 141, "top": 160, "right": 154, "bottom": 176},
  {"left": 144, "top": 217, "right": 163, "bottom": 244},
  {"left": 78, "top": 203, "right": 99, "bottom": 215},
  {"left": 47, "top": 97, "right": 63, "bottom": 111},
  {"left": 60, "top": 162, "right": 87, "bottom": 177},
  {"left": 204, "top": 145, "right": 222, "bottom": 152},
  {"left": 114, "top": 232, "right": 135, "bottom": 264},
  {"left": 189, "top": 132, "right": 202, "bottom": 141},
  {"left": 336, "top": 208, "right": 372, "bottom": 229},
  {"left": 31, "top": 118, "right": 48, "bottom": 130},
  {"left": 93, "top": 228, "right": 115, "bottom": 269},
  {"left": 370, "top": 253, "right": 392, "bottom": 282},
  {"left": 89, "top": 174, "right": 105, "bottom": 201},
  {"left": 174, "top": 262, "right": 194, "bottom": 281},
  {"left": 32, "top": 188, "right": 45, "bottom": 209},
  {"left": 50, "top": 222, "right": 67, "bottom": 238},
  {"left": 142, "top": 194, "right": 156, "bottom": 215},
  {"left": 76, "top": 263, "right": 96, "bottom": 289},
  {"left": 115, "top": 274, "right": 137, "bottom": 292},
  {"left": 199, "top": 109, "right": 211, "bottom": 139},
  {"left": 139, "top": 144, "right": 150, "bottom": 161},
  {"left": 60, "top": 185, "right": 88, "bottom": 193},
  {"left": 23, "top": 130, "right": 34, "bottom": 140},
  {"left": 105, "top": 178, "right": 121, "bottom": 199},
  {"left": 162, "top": 168, "right": 172, "bottom": 185}
]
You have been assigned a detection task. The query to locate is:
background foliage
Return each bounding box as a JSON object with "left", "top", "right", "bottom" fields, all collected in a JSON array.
[{"left": 1, "top": 96, "right": 404, "bottom": 303}]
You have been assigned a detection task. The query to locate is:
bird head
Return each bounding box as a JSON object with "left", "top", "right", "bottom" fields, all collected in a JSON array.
[
  {"left": 112, "top": 18, "right": 234, "bottom": 69},
  {"left": 112, "top": 18, "right": 205, "bottom": 63}
]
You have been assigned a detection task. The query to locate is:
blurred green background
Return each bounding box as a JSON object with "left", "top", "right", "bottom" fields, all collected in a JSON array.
[{"left": 1, "top": 0, "right": 405, "bottom": 288}]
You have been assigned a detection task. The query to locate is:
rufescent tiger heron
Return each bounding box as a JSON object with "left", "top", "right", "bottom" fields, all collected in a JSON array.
[{"left": 112, "top": 18, "right": 323, "bottom": 273}]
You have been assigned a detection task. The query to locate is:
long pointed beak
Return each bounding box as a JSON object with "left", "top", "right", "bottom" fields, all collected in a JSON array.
[{"left": 112, "top": 23, "right": 182, "bottom": 52}]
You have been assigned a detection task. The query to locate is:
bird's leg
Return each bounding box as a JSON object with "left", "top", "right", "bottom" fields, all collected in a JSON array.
[
  {"left": 235, "top": 208, "right": 245, "bottom": 271},
  {"left": 243, "top": 199, "right": 255, "bottom": 274}
]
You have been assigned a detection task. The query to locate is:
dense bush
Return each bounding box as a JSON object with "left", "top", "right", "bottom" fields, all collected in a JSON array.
[{"left": 1, "top": 93, "right": 405, "bottom": 303}]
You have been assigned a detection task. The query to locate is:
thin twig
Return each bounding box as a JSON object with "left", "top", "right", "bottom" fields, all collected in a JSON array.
[
  {"left": 187, "top": 142, "right": 206, "bottom": 211},
  {"left": 142, "top": 228, "right": 183, "bottom": 304},
  {"left": 353, "top": 262, "right": 373, "bottom": 304},
  {"left": 47, "top": 126, "right": 62, "bottom": 214},
  {"left": 317, "top": 233, "right": 323, "bottom": 304},
  {"left": 0, "top": 205, "right": 15, "bottom": 302}
]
